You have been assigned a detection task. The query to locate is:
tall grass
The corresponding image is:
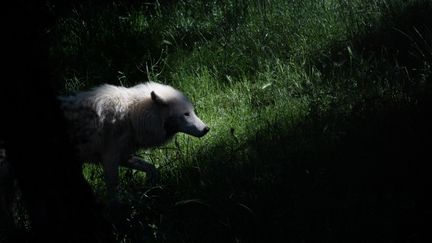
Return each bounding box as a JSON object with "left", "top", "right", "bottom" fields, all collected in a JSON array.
[{"left": 49, "top": 0, "right": 432, "bottom": 242}]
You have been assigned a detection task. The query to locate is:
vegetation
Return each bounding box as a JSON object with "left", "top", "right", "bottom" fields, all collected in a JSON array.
[{"left": 34, "top": 0, "right": 432, "bottom": 241}]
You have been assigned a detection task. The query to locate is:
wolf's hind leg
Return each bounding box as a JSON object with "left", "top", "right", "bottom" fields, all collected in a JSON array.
[{"left": 123, "top": 156, "right": 159, "bottom": 186}]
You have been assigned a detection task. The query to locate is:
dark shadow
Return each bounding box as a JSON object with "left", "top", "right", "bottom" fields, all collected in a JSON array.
[
  {"left": 314, "top": 1, "right": 432, "bottom": 91},
  {"left": 48, "top": 0, "right": 250, "bottom": 91},
  {"left": 1, "top": 1, "right": 115, "bottom": 242}
]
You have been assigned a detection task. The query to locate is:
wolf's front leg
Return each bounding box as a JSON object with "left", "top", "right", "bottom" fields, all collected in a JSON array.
[
  {"left": 123, "top": 156, "right": 159, "bottom": 186},
  {"left": 102, "top": 155, "right": 120, "bottom": 202}
]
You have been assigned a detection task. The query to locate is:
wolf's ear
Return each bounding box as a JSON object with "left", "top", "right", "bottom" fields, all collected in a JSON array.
[{"left": 151, "top": 91, "right": 167, "bottom": 106}]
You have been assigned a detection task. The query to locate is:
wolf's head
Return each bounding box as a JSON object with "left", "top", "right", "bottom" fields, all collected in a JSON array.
[
  {"left": 151, "top": 91, "right": 210, "bottom": 137},
  {"left": 149, "top": 88, "right": 210, "bottom": 138}
]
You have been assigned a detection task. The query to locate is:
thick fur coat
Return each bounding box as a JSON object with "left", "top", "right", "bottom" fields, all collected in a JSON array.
[{"left": 60, "top": 82, "right": 209, "bottom": 197}]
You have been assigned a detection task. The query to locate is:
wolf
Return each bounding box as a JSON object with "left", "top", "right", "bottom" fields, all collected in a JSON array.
[{"left": 59, "top": 82, "right": 210, "bottom": 198}]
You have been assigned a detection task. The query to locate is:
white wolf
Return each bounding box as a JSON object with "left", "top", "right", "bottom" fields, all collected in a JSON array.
[{"left": 59, "top": 82, "right": 209, "bottom": 198}]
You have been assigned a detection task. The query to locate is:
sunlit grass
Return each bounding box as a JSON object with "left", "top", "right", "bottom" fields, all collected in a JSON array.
[{"left": 55, "top": 0, "right": 432, "bottom": 241}]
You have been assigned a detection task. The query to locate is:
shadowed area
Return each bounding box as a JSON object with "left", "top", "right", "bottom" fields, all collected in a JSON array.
[{"left": 1, "top": 1, "right": 115, "bottom": 242}]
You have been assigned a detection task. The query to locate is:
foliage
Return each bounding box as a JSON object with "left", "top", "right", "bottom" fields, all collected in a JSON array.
[{"left": 43, "top": 0, "right": 432, "bottom": 242}]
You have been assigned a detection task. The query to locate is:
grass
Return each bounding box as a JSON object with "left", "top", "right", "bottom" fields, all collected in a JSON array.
[{"left": 44, "top": 0, "right": 432, "bottom": 242}]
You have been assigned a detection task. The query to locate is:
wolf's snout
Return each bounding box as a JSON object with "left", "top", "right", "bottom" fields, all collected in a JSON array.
[
  {"left": 194, "top": 126, "right": 210, "bottom": 138},
  {"left": 203, "top": 126, "right": 210, "bottom": 135}
]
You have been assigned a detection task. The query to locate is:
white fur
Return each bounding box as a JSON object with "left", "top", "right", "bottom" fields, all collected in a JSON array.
[
  {"left": 59, "top": 82, "right": 209, "bottom": 198},
  {"left": 61, "top": 82, "right": 183, "bottom": 123}
]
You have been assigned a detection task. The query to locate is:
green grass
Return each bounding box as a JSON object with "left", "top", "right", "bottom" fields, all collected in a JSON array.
[{"left": 49, "top": 0, "right": 432, "bottom": 242}]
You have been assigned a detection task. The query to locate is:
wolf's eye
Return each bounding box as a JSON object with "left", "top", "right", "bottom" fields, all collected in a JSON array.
[{"left": 184, "top": 112, "right": 190, "bottom": 117}]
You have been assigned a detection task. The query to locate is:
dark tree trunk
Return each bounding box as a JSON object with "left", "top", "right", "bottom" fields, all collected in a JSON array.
[{"left": 0, "top": 1, "right": 115, "bottom": 242}]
